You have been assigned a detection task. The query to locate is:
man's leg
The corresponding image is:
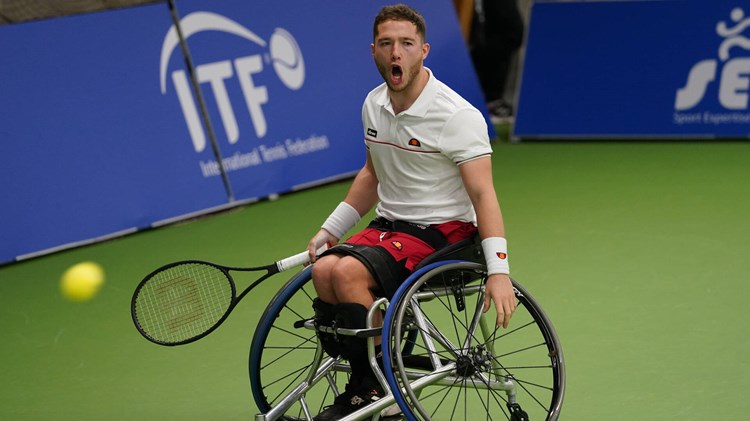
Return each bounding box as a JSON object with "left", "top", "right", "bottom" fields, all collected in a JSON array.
[
  {"left": 328, "top": 256, "right": 378, "bottom": 305},
  {"left": 311, "top": 255, "right": 342, "bottom": 305},
  {"left": 311, "top": 256, "right": 384, "bottom": 421},
  {"left": 311, "top": 255, "right": 342, "bottom": 359},
  {"left": 312, "top": 254, "right": 383, "bottom": 344},
  {"left": 327, "top": 255, "right": 381, "bottom": 384}
]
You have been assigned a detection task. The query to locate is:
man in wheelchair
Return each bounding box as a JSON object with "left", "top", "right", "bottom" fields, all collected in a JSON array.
[{"left": 306, "top": 4, "right": 515, "bottom": 420}]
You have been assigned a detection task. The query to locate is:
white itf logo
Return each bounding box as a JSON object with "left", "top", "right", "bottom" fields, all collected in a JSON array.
[
  {"left": 675, "top": 7, "right": 750, "bottom": 110},
  {"left": 159, "top": 12, "right": 305, "bottom": 152}
]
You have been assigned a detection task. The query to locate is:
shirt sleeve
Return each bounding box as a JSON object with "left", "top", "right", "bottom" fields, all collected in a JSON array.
[{"left": 439, "top": 107, "right": 492, "bottom": 164}]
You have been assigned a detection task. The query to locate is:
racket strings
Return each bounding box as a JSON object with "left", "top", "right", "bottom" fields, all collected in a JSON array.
[{"left": 134, "top": 263, "right": 233, "bottom": 344}]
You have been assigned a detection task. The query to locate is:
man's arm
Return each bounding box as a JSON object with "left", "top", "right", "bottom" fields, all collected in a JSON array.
[
  {"left": 459, "top": 155, "right": 517, "bottom": 328},
  {"left": 308, "top": 152, "right": 379, "bottom": 260},
  {"left": 342, "top": 151, "right": 380, "bottom": 216}
]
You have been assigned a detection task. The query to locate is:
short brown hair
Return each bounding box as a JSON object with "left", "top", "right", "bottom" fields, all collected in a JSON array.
[{"left": 373, "top": 4, "right": 426, "bottom": 42}]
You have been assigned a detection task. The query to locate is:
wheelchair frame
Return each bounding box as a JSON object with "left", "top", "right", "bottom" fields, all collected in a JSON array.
[{"left": 249, "top": 237, "right": 565, "bottom": 420}]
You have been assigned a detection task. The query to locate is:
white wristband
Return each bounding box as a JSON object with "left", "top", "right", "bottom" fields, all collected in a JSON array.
[
  {"left": 481, "top": 237, "right": 510, "bottom": 275},
  {"left": 321, "top": 202, "right": 361, "bottom": 239}
]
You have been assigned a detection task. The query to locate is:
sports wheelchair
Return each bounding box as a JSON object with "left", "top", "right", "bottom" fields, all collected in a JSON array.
[{"left": 249, "top": 235, "right": 565, "bottom": 420}]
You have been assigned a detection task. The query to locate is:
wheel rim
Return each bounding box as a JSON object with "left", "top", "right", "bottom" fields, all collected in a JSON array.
[
  {"left": 383, "top": 261, "right": 565, "bottom": 421},
  {"left": 249, "top": 266, "right": 349, "bottom": 419}
]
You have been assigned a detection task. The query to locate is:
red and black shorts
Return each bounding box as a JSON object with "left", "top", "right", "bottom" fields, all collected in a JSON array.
[{"left": 322, "top": 217, "right": 477, "bottom": 298}]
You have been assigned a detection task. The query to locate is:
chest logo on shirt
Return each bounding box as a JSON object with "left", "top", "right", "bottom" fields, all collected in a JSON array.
[
  {"left": 367, "top": 128, "right": 378, "bottom": 137},
  {"left": 408, "top": 138, "right": 422, "bottom": 147},
  {"left": 391, "top": 241, "right": 403, "bottom": 251}
]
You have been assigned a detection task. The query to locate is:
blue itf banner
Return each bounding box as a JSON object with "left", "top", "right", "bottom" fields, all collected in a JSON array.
[
  {"left": 163, "top": 0, "right": 486, "bottom": 201},
  {"left": 0, "top": 0, "right": 485, "bottom": 264},
  {"left": 514, "top": 0, "right": 750, "bottom": 139},
  {"left": 0, "top": 3, "right": 229, "bottom": 263}
]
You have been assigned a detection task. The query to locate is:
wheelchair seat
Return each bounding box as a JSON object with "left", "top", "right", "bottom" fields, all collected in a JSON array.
[{"left": 415, "top": 232, "right": 484, "bottom": 269}]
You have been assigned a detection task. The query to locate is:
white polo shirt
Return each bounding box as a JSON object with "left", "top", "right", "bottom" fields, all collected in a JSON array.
[{"left": 362, "top": 68, "right": 492, "bottom": 226}]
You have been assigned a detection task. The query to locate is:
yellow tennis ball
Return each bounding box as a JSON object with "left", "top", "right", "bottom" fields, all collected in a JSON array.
[{"left": 60, "top": 262, "right": 105, "bottom": 302}]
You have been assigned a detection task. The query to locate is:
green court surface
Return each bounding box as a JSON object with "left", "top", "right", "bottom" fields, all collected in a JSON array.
[{"left": 2, "top": 140, "right": 749, "bottom": 420}]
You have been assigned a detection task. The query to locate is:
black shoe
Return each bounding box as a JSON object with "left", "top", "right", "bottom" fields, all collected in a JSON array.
[
  {"left": 487, "top": 99, "right": 514, "bottom": 124},
  {"left": 313, "top": 377, "right": 384, "bottom": 421}
]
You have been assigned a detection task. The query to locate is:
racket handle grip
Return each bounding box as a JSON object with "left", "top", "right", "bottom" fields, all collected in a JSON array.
[{"left": 276, "top": 245, "right": 328, "bottom": 272}]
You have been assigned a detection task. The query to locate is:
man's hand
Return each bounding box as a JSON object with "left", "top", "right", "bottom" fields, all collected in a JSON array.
[
  {"left": 307, "top": 229, "right": 338, "bottom": 263},
  {"left": 482, "top": 274, "right": 516, "bottom": 328}
]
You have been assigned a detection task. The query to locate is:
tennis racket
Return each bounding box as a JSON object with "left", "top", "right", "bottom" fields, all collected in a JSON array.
[{"left": 131, "top": 248, "right": 324, "bottom": 346}]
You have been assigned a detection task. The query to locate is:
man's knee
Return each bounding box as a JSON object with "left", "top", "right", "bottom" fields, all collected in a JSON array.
[
  {"left": 312, "top": 255, "right": 337, "bottom": 286},
  {"left": 330, "top": 257, "right": 373, "bottom": 295},
  {"left": 312, "top": 256, "right": 340, "bottom": 302}
]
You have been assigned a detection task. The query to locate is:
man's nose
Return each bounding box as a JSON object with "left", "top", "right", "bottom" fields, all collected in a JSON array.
[{"left": 391, "top": 44, "right": 402, "bottom": 60}]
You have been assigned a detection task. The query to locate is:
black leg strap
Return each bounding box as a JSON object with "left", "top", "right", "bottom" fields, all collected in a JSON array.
[
  {"left": 334, "top": 303, "right": 373, "bottom": 384},
  {"left": 312, "top": 298, "right": 340, "bottom": 358}
]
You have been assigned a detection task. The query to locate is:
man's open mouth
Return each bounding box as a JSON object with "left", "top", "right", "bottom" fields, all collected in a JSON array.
[{"left": 391, "top": 65, "right": 403, "bottom": 84}]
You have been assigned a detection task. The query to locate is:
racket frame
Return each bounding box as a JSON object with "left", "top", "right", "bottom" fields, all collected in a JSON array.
[
  {"left": 131, "top": 248, "right": 324, "bottom": 346},
  {"left": 131, "top": 260, "right": 278, "bottom": 346}
]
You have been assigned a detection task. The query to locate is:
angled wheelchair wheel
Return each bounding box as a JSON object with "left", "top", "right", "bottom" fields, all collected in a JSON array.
[
  {"left": 382, "top": 261, "right": 565, "bottom": 421},
  {"left": 249, "top": 266, "right": 349, "bottom": 419}
]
